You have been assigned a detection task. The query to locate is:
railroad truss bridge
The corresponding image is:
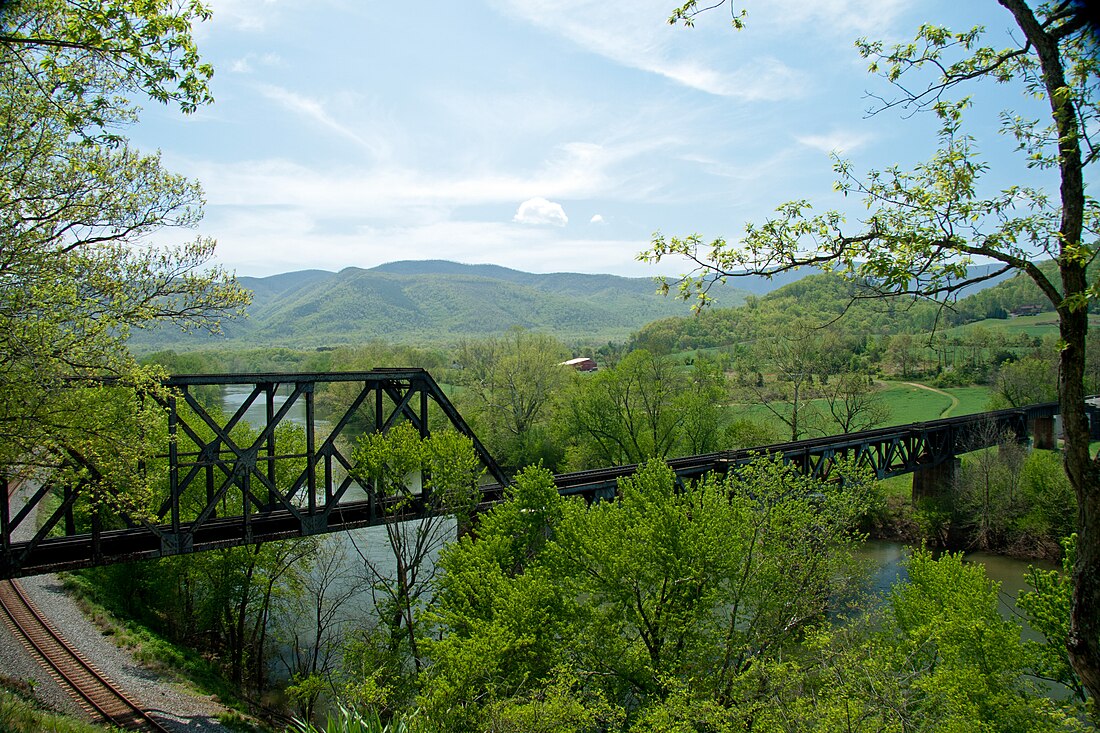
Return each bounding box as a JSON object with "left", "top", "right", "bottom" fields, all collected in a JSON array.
[{"left": 0, "top": 368, "right": 1077, "bottom": 578}]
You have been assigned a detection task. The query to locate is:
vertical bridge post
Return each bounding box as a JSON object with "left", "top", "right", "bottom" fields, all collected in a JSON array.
[
  {"left": 911, "top": 458, "right": 959, "bottom": 502},
  {"left": 1030, "top": 415, "right": 1056, "bottom": 450}
]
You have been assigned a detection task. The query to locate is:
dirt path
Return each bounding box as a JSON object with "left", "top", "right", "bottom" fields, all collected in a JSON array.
[{"left": 904, "top": 382, "right": 959, "bottom": 418}]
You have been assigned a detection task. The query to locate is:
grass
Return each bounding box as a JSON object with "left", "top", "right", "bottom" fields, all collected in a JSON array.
[
  {"left": 0, "top": 679, "right": 108, "bottom": 733},
  {"left": 725, "top": 381, "right": 993, "bottom": 441},
  {"left": 877, "top": 382, "right": 954, "bottom": 423},
  {"left": 939, "top": 313, "right": 1100, "bottom": 340},
  {"left": 877, "top": 382, "right": 992, "bottom": 423},
  {"left": 878, "top": 474, "right": 914, "bottom": 500},
  {"left": 947, "top": 386, "right": 996, "bottom": 415}
]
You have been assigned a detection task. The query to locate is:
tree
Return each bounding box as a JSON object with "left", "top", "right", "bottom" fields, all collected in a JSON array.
[
  {"left": 990, "top": 352, "right": 1059, "bottom": 408},
  {"left": 790, "top": 549, "right": 1079, "bottom": 731},
  {"left": 647, "top": 1, "right": 1100, "bottom": 705},
  {"left": 422, "top": 456, "right": 880, "bottom": 729},
  {"left": 420, "top": 464, "right": 574, "bottom": 731},
  {"left": 954, "top": 424, "right": 1028, "bottom": 551},
  {"left": 0, "top": 1, "right": 247, "bottom": 496},
  {"left": 451, "top": 330, "right": 570, "bottom": 471},
  {"left": 349, "top": 423, "right": 483, "bottom": 683},
  {"left": 675, "top": 355, "right": 730, "bottom": 454},
  {"left": 0, "top": 0, "right": 214, "bottom": 128},
  {"left": 738, "top": 325, "right": 825, "bottom": 441},
  {"left": 822, "top": 372, "right": 890, "bottom": 434},
  {"left": 1019, "top": 534, "right": 1089, "bottom": 705},
  {"left": 562, "top": 349, "right": 686, "bottom": 468},
  {"left": 885, "top": 333, "right": 918, "bottom": 378},
  {"left": 279, "top": 537, "right": 359, "bottom": 722}
]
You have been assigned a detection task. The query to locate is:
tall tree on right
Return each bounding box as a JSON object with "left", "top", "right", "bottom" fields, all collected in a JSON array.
[{"left": 647, "top": 0, "right": 1100, "bottom": 708}]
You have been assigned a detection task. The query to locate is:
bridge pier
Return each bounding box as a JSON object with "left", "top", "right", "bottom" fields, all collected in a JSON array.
[
  {"left": 912, "top": 458, "right": 959, "bottom": 502},
  {"left": 1030, "top": 416, "right": 1056, "bottom": 450}
]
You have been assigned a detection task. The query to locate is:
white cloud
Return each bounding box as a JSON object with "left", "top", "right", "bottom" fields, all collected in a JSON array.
[
  {"left": 433, "top": 89, "right": 595, "bottom": 140},
  {"left": 795, "top": 129, "right": 871, "bottom": 154},
  {"left": 176, "top": 209, "right": 661, "bottom": 278},
  {"left": 208, "top": 0, "right": 281, "bottom": 31},
  {"left": 230, "top": 52, "right": 282, "bottom": 74},
  {"left": 491, "top": 0, "right": 804, "bottom": 100},
  {"left": 177, "top": 135, "right": 657, "bottom": 216},
  {"left": 514, "top": 197, "right": 569, "bottom": 226},
  {"left": 256, "top": 85, "right": 390, "bottom": 159},
  {"left": 757, "top": 0, "right": 908, "bottom": 36},
  {"left": 590, "top": 214, "right": 605, "bottom": 224}
]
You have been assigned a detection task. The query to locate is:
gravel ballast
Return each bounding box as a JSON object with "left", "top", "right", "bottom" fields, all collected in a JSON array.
[{"left": 3, "top": 480, "right": 239, "bottom": 732}]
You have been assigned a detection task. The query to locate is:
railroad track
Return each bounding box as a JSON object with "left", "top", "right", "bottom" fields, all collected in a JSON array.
[{"left": 0, "top": 578, "right": 171, "bottom": 731}]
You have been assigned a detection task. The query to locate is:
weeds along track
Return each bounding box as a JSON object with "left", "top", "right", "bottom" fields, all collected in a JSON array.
[{"left": 0, "top": 578, "right": 171, "bottom": 732}]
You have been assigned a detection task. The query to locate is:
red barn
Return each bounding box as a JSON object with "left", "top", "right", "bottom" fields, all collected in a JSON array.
[{"left": 560, "top": 357, "right": 597, "bottom": 372}]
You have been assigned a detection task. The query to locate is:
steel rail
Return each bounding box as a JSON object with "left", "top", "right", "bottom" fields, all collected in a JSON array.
[{"left": 0, "top": 578, "right": 171, "bottom": 732}]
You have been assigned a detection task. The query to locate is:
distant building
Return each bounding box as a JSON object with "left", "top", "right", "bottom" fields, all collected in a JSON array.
[
  {"left": 560, "top": 357, "right": 597, "bottom": 372},
  {"left": 1009, "top": 305, "right": 1043, "bottom": 317}
]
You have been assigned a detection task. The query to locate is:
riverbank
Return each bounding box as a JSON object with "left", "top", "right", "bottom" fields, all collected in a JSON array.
[{"left": 863, "top": 462, "right": 1073, "bottom": 564}]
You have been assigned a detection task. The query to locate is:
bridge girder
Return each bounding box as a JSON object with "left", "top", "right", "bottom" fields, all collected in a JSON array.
[
  {"left": 1, "top": 370, "right": 506, "bottom": 578},
  {"left": 0, "top": 371, "right": 1076, "bottom": 579}
]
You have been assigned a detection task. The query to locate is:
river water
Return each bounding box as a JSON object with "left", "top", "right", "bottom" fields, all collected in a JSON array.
[
  {"left": 220, "top": 387, "right": 1057, "bottom": 674},
  {"left": 854, "top": 540, "right": 1055, "bottom": 623}
]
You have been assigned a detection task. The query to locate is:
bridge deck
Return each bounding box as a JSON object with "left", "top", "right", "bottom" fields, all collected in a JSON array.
[{"left": 0, "top": 370, "right": 1070, "bottom": 578}]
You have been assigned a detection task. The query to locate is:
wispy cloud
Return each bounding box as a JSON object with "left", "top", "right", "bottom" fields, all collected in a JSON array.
[
  {"left": 758, "top": 0, "right": 908, "bottom": 36},
  {"left": 491, "top": 0, "right": 804, "bottom": 100},
  {"left": 180, "top": 135, "right": 666, "bottom": 217},
  {"left": 795, "top": 129, "right": 871, "bottom": 154},
  {"left": 230, "top": 52, "right": 282, "bottom": 74},
  {"left": 257, "top": 85, "right": 390, "bottom": 160},
  {"left": 208, "top": 0, "right": 282, "bottom": 31},
  {"left": 182, "top": 210, "right": 660, "bottom": 277}
]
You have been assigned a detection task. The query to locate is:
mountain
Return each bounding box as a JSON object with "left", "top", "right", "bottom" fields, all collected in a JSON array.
[
  {"left": 628, "top": 263, "right": 1033, "bottom": 355},
  {"left": 718, "top": 262, "right": 1012, "bottom": 296},
  {"left": 130, "top": 260, "right": 753, "bottom": 350}
]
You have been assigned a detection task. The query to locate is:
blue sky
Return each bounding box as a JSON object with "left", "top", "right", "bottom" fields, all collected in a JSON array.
[{"left": 131, "top": 0, "right": 1064, "bottom": 280}]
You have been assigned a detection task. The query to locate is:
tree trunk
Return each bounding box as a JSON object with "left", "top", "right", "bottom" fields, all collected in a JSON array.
[
  {"left": 995, "top": 0, "right": 1100, "bottom": 705},
  {"left": 1058, "top": 284, "right": 1100, "bottom": 706}
]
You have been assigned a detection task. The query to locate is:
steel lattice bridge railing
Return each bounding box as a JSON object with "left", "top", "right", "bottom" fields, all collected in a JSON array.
[{"left": 0, "top": 368, "right": 1072, "bottom": 578}]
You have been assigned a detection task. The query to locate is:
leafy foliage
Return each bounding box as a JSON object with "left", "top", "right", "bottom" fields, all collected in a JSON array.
[
  {"left": 346, "top": 424, "right": 484, "bottom": 710},
  {"left": 421, "top": 456, "right": 879, "bottom": 729},
  {"left": 1019, "top": 535, "right": 1089, "bottom": 705},
  {"left": 646, "top": 1, "right": 1100, "bottom": 702},
  {"left": 450, "top": 330, "right": 571, "bottom": 471},
  {"left": 788, "top": 549, "right": 1083, "bottom": 732},
  {"left": 560, "top": 350, "right": 730, "bottom": 469},
  {"left": 0, "top": 0, "right": 248, "bottom": 490}
]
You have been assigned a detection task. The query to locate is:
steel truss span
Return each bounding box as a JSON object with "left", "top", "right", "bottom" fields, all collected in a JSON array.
[
  {"left": 1, "top": 369, "right": 507, "bottom": 578},
  {"left": 0, "top": 368, "right": 1073, "bottom": 578}
]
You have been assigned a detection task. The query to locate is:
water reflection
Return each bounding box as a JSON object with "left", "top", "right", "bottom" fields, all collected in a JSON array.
[
  {"left": 222, "top": 385, "right": 308, "bottom": 427},
  {"left": 853, "top": 540, "right": 1058, "bottom": 630}
]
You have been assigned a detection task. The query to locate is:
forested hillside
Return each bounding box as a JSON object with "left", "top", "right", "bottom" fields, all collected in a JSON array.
[
  {"left": 631, "top": 263, "right": 1083, "bottom": 356},
  {"left": 129, "top": 260, "right": 751, "bottom": 349}
]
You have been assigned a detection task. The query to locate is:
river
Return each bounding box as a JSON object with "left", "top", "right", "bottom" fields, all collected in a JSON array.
[
  {"left": 220, "top": 387, "right": 1057, "bottom": 676},
  {"left": 853, "top": 539, "right": 1059, "bottom": 650}
]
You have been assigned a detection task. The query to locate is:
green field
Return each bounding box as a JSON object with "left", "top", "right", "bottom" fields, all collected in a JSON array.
[
  {"left": 877, "top": 382, "right": 994, "bottom": 423},
  {"left": 940, "top": 312, "right": 1100, "bottom": 340},
  {"left": 726, "top": 381, "right": 993, "bottom": 440}
]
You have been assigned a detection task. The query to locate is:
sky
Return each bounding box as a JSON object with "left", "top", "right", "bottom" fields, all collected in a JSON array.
[{"left": 130, "top": 0, "right": 1067, "bottom": 280}]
